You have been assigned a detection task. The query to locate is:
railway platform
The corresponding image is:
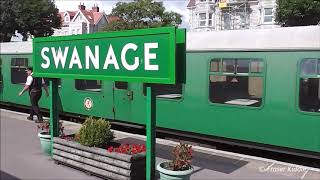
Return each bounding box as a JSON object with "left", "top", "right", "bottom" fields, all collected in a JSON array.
[{"left": 1, "top": 109, "right": 319, "bottom": 180}]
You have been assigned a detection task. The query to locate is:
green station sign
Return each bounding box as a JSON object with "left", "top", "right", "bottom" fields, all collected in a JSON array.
[{"left": 33, "top": 27, "right": 183, "bottom": 84}]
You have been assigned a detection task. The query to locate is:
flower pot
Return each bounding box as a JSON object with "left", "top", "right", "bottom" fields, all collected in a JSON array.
[
  {"left": 157, "top": 162, "right": 193, "bottom": 180},
  {"left": 38, "top": 132, "right": 51, "bottom": 155}
]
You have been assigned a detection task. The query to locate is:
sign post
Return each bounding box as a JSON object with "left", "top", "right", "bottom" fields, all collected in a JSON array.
[
  {"left": 49, "top": 78, "right": 59, "bottom": 157},
  {"left": 33, "top": 27, "right": 185, "bottom": 180},
  {"left": 146, "top": 86, "right": 156, "bottom": 179}
]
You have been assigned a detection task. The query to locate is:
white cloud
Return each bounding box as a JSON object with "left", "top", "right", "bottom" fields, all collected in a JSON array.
[{"left": 55, "top": 0, "right": 190, "bottom": 29}]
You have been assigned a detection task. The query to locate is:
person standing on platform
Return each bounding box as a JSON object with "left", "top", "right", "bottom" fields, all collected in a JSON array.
[{"left": 18, "top": 67, "right": 49, "bottom": 123}]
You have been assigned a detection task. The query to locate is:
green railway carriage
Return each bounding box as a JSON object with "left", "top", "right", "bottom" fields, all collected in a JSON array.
[{"left": 1, "top": 26, "right": 319, "bottom": 158}]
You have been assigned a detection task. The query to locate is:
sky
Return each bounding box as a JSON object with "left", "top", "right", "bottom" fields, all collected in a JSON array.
[{"left": 55, "top": 0, "right": 190, "bottom": 28}]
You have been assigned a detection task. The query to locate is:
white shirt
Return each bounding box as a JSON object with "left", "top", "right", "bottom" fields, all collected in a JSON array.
[
  {"left": 25, "top": 73, "right": 45, "bottom": 86},
  {"left": 25, "top": 75, "right": 33, "bottom": 86}
]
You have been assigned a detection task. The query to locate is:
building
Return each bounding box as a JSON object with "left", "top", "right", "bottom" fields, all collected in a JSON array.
[
  {"left": 53, "top": 4, "right": 118, "bottom": 36},
  {"left": 187, "top": 0, "right": 279, "bottom": 31}
]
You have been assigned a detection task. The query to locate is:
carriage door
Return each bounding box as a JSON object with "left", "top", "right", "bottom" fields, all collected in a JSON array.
[{"left": 113, "top": 82, "right": 132, "bottom": 121}]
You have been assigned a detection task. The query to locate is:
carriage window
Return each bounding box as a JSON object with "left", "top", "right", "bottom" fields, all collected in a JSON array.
[
  {"left": 237, "top": 60, "right": 250, "bottom": 73},
  {"left": 223, "top": 59, "right": 235, "bottom": 73},
  {"left": 11, "top": 58, "right": 28, "bottom": 84},
  {"left": 250, "top": 60, "right": 264, "bottom": 73},
  {"left": 115, "top": 81, "right": 128, "bottom": 90},
  {"left": 299, "top": 59, "right": 320, "bottom": 113},
  {"left": 301, "top": 59, "right": 317, "bottom": 76},
  {"left": 209, "top": 59, "right": 264, "bottom": 107},
  {"left": 75, "top": 80, "right": 102, "bottom": 92},
  {"left": 143, "top": 83, "right": 183, "bottom": 99},
  {"left": 210, "top": 59, "right": 220, "bottom": 72}
]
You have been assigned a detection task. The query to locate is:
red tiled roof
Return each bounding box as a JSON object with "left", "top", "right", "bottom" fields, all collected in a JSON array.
[
  {"left": 80, "top": 10, "right": 105, "bottom": 25},
  {"left": 92, "top": 12, "right": 104, "bottom": 25},
  {"left": 80, "top": 10, "right": 94, "bottom": 24},
  {"left": 67, "top": 11, "right": 76, "bottom": 18},
  {"left": 58, "top": 9, "right": 105, "bottom": 25},
  {"left": 187, "top": 0, "right": 196, "bottom": 8}
]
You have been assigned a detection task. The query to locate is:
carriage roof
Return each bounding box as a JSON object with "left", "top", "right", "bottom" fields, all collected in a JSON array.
[
  {"left": 1, "top": 26, "right": 319, "bottom": 54},
  {"left": 187, "top": 25, "right": 320, "bottom": 51}
]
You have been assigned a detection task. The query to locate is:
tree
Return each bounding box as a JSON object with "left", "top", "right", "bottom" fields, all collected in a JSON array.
[
  {"left": 102, "top": 0, "right": 182, "bottom": 31},
  {"left": 275, "top": 0, "right": 320, "bottom": 26},
  {"left": 0, "top": 0, "right": 61, "bottom": 42}
]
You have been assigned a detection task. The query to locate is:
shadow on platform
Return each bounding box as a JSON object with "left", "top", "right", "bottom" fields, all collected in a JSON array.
[
  {"left": 117, "top": 137, "right": 249, "bottom": 175},
  {"left": 1, "top": 171, "right": 21, "bottom": 180}
]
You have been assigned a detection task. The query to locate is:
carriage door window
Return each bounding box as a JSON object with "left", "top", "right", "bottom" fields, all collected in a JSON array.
[
  {"left": 143, "top": 83, "right": 183, "bottom": 99},
  {"left": 209, "top": 58, "right": 264, "bottom": 107},
  {"left": 11, "top": 58, "right": 28, "bottom": 84},
  {"left": 115, "top": 81, "right": 128, "bottom": 90},
  {"left": 299, "top": 59, "right": 320, "bottom": 113},
  {"left": 75, "top": 80, "right": 102, "bottom": 92}
]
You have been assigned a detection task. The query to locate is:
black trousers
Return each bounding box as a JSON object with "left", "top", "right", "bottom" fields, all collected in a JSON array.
[{"left": 29, "top": 90, "right": 42, "bottom": 120}]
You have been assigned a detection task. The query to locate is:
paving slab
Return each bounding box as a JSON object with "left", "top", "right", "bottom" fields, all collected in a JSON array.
[{"left": 1, "top": 109, "right": 319, "bottom": 180}]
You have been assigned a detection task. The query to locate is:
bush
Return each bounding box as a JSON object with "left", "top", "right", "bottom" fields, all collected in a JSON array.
[
  {"left": 169, "top": 142, "right": 192, "bottom": 171},
  {"left": 77, "top": 117, "right": 114, "bottom": 147}
]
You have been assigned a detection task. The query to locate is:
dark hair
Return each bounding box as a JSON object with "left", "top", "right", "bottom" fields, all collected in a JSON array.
[{"left": 25, "top": 66, "right": 33, "bottom": 71}]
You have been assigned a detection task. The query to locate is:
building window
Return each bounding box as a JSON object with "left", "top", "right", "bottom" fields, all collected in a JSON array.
[
  {"left": 208, "top": 13, "right": 213, "bottom": 26},
  {"left": 143, "top": 83, "right": 183, "bottom": 99},
  {"left": 263, "top": 8, "right": 273, "bottom": 23},
  {"left": 222, "top": 13, "right": 231, "bottom": 30},
  {"left": 299, "top": 59, "right": 320, "bottom": 113},
  {"left": 209, "top": 59, "right": 264, "bottom": 107},
  {"left": 75, "top": 80, "right": 102, "bottom": 92},
  {"left": 71, "top": 29, "right": 75, "bottom": 35},
  {"left": 11, "top": 58, "right": 28, "bottom": 84},
  {"left": 199, "top": 13, "right": 206, "bottom": 27}
]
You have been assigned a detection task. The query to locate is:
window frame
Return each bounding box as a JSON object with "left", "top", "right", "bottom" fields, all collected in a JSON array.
[
  {"left": 10, "top": 57, "right": 29, "bottom": 85},
  {"left": 114, "top": 81, "right": 128, "bottom": 90},
  {"left": 208, "top": 58, "right": 266, "bottom": 109},
  {"left": 296, "top": 58, "right": 320, "bottom": 115},
  {"left": 142, "top": 83, "right": 185, "bottom": 102},
  {"left": 198, "top": 13, "right": 207, "bottom": 27},
  {"left": 262, "top": 7, "right": 274, "bottom": 24},
  {"left": 74, "top": 79, "right": 103, "bottom": 93}
]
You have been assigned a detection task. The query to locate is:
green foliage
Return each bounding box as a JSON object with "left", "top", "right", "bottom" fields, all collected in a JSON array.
[
  {"left": 77, "top": 117, "right": 114, "bottom": 147},
  {"left": 275, "top": 0, "right": 320, "bottom": 26},
  {"left": 0, "top": 0, "right": 61, "bottom": 42},
  {"left": 102, "top": 0, "right": 182, "bottom": 31}
]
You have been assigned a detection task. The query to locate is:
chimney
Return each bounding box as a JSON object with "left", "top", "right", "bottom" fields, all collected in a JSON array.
[
  {"left": 92, "top": 4, "right": 99, "bottom": 12},
  {"left": 78, "top": 3, "right": 85, "bottom": 10}
]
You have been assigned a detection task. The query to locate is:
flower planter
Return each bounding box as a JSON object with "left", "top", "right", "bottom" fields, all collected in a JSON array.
[
  {"left": 38, "top": 132, "right": 51, "bottom": 155},
  {"left": 52, "top": 138, "right": 146, "bottom": 180},
  {"left": 157, "top": 162, "right": 193, "bottom": 180}
]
